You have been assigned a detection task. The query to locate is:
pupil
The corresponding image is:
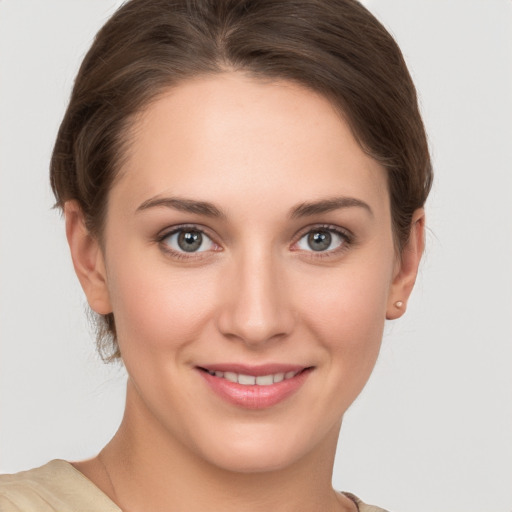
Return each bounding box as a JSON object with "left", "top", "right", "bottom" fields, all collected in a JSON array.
[
  {"left": 178, "top": 231, "right": 202, "bottom": 252},
  {"left": 308, "top": 230, "right": 331, "bottom": 251}
]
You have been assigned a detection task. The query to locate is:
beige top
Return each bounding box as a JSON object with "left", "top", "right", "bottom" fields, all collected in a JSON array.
[{"left": 0, "top": 460, "right": 388, "bottom": 512}]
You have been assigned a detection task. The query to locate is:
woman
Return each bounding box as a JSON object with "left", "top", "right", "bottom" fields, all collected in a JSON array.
[{"left": 0, "top": 0, "right": 432, "bottom": 510}]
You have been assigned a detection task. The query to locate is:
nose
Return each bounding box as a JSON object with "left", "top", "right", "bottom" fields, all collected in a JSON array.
[{"left": 216, "top": 249, "right": 295, "bottom": 348}]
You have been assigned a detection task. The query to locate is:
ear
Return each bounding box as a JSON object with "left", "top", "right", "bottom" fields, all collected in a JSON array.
[
  {"left": 386, "top": 208, "right": 425, "bottom": 320},
  {"left": 64, "top": 201, "right": 112, "bottom": 315}
]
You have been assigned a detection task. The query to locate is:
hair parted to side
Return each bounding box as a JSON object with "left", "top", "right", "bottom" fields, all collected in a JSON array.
[{"left": 50, "top": 0, "right": 432, "bottom": 362}]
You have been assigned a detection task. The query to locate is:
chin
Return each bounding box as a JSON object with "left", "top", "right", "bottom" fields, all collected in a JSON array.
[
  {"left": 202, "top": 444, "right": 302, "bottom": 474},
  {"left": 190, "top": 420, "right": 339, "bottom": 475}
]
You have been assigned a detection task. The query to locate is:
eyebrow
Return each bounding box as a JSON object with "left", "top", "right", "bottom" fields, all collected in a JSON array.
[
  {"left": 290, "top": 196, "right": 373, "bottom": 218},
  {"left": 136, "top": 196, "right": 226, "bottom": 218},
  {"left": 136, "top": 195, "right": 373, "bottom": 219}
]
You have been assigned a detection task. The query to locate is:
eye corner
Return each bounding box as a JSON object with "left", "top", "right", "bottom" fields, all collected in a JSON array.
[
  {"left": 291, "top": 224, "right": 353, "bottom": 256},
  {"left": 157, "top": 224, "right": 222, "bottom": 259}
]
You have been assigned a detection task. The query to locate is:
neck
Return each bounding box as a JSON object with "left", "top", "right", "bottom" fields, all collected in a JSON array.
[{"left": 98, "top": 379, "right": 352, "bottom": 512}]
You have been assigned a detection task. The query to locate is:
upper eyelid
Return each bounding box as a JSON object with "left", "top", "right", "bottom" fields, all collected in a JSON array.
[
  {"left": 290, "top": 225, "right": 353, "bottom": 256},
  {"left": 157, "top": 225, "right": 220, "bottom": 258},
  {"left": 157, "top": 223, "right": 216, "bottom": 241},
  {"left": 157, "top": 225, "right": 220, "bottom": 256},
  {"left": 156, "top": 223, "right": 353, "bottom": 249},
  {"left": 293, "top": 224, "right": 353, "bottom": 242}
]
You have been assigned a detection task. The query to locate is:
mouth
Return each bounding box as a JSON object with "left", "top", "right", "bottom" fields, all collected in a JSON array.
[
  {"left": 196, "top": 364, "right": 313, "bottom": 409},
  {"left": 198, "top": 367, "right": 307, "bottom": 386}
]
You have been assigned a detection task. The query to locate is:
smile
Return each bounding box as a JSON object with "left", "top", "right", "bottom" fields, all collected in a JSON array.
[
  {"left": 202, "top": 369, "right": 301, "bottom": 386},
  {"left": 197, "top": 365, "right": 312, "bottom": 409}
]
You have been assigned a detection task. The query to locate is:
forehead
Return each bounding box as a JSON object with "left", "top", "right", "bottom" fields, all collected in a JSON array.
[{"left": 111, "top": 72, "right": 389, "bottom": 217}]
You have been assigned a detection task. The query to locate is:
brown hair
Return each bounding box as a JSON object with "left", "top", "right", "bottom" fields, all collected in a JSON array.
[{"left": 50, "top": 0, "right": 432, "bottom": 361}]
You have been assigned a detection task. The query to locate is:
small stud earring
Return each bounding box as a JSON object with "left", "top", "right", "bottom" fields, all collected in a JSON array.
[{"left": 394, "top": 301, "right": 404, "bottom": 308}]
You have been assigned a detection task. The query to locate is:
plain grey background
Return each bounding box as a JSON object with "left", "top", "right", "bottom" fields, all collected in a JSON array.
[{"left": 1, "top": 1, "right": 511, "bottom": 511}]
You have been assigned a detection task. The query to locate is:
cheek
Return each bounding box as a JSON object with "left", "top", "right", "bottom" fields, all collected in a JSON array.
[
  {"left": 295, "top": 251, "right": 394, "bottom": 366},
  {"left": 105, "top": 252, "right": 219, "bottom": 354}
]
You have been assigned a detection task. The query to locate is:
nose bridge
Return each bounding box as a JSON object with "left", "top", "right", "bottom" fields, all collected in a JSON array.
[{"left": 217, "top": 243, "right": 293, "bottom": 346}]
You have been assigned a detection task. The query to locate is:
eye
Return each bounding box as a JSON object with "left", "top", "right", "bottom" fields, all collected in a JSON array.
[
  {"left": 162, "top": 228, "right": 215, "bottom": 253},
  {"left": 295, "top": 228, "right": 348, "bottom": 252}
]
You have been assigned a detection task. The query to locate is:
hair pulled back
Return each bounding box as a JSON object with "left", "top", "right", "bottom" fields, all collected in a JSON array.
[{"left": 50, "top": 0, "right": 432, "bottom": 361}]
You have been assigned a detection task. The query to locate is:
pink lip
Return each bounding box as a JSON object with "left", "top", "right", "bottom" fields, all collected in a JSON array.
[
  {"left": 197, "top": 364, "right": 313, "bottom": 410},
  {"left": 199, "top": 363, "right": 306, "bottom": 376}
]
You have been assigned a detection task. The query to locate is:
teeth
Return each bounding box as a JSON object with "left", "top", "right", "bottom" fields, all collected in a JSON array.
[
  {"left": 206, "top": 369, "right": 300, "bottom": 385},
  {"left": 255, "top": 375, "right": 273, "bottom": 385},
  {"left": 238, "top": 374, "right": 256, "bottom": 385},
  {"left": 224, "top": 371, "right": 237, "bottom": 383}
]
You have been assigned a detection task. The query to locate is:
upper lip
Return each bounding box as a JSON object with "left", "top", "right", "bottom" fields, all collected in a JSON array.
[{"left": 196, "top": 363, "right": 311, "bottom": 376}]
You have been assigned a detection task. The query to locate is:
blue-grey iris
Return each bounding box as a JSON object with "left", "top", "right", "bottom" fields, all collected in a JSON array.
[
  {"left": 178, "top": 230, "right": 203, "bottom": 252},
  {"left": 308, "top": 230, "right": 331, "bottom": 251}
]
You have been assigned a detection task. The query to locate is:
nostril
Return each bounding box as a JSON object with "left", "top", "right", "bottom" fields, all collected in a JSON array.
[{"left": 215, "top": 267, "right": 296, "bottom": 346}]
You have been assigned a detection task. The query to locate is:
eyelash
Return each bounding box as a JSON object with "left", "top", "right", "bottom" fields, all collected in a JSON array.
[
  {"left": 292, "top": 224, "right": 354, "bottom": 259},
  {"left": 157, "top": 224, "right": 220, "bottom": 260},
  {"left": 156, "top": 224, "right": 354, "bottom": 260}
]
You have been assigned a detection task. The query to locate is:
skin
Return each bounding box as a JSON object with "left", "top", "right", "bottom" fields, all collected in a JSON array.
[{"left": 66, "top": 72, "right": 424, "bottom": 512}]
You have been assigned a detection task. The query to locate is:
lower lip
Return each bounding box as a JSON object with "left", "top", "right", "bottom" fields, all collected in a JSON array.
[{"left": 198, "top": 369, "right": 312, "bottom": 410}]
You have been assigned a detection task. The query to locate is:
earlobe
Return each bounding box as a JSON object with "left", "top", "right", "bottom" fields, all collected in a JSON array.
[
  {"left": 64, "top": 201, "right": 112, "bottom": 315},
  {"left": 386, "top": 208, "right": 425, "bottom": 320}
]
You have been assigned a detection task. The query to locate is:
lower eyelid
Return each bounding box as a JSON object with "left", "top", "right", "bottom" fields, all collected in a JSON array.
[
  {"left": 293, "top": 227, "right": 352, "bottom": 252},
  {"left": 157, "top": 226, "right": 219, "bottom": 254},
  {"left": 156, "top": 225, "right": 352, "bottom": 258}
]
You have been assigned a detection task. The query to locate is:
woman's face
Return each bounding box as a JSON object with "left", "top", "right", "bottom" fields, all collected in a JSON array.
[{"left": 73, "top": 73, "right": 418, "bottom": 472}]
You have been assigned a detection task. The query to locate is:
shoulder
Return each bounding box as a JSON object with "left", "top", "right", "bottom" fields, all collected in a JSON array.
[
  {"left": 342, "top": 491, "right": 391, "bottom": 512},
  {"left": 0, "top": 460, "right": 120, "bottom": 512}
]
